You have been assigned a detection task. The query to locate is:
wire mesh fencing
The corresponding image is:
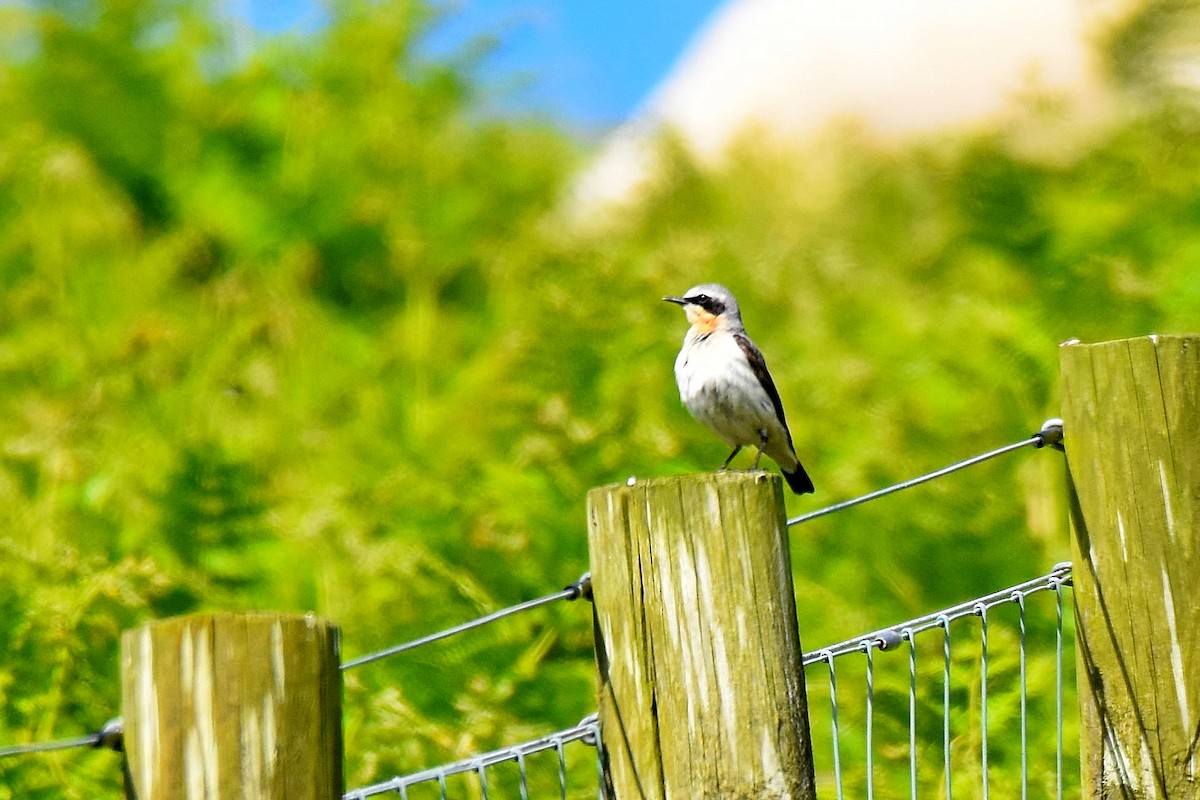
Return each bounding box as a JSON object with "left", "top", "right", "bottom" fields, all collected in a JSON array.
[
  {"left": 344, "top": 714, "right": 603, "bottom": 800},
  {"left": 346, "top": 564, "right": 1076, "bottom": 800},
  {"left": 801, "top": 563, "right": 1077, "bottom": 800}
]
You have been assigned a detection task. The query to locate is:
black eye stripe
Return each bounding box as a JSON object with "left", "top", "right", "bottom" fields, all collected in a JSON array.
[{"left": 687, "top": 294, "right": 724, "bottom": 315}]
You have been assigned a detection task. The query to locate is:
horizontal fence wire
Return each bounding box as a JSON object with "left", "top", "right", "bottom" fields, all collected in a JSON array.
[
  {"left": 802, "top": 563, "right": 1076, "bottom": 800},
  {"left": 0, "top": 719, "right": 123, "bottom": 760},
  {"left": 787, "top": 419, "right": 1063, "bottom": 528},
  {"left": 342, "top": 573, "right": 592, "bottom": 670},
  {"left": 0, "top": 733, "right": 102, "bottom": 759},
  {"left": 344, "top": 714, "right": 603, "bottom": 800}
]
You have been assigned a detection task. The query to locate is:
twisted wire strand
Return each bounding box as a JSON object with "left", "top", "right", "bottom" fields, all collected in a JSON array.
[
  {"left": 787, "top": 419, "right": 1063, "bottom": 528},
  {"left": 341, "top": 573, "right": 591, "bottom": 670}
]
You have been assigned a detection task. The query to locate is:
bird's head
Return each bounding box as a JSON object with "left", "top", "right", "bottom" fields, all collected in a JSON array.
[{"left": 663, "top": 283, "right": 742, "bottom": 333}]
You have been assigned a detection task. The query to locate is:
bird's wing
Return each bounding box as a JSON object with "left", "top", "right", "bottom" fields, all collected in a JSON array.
[{"left": 733, "top": 332, "right": 795, "bottom": 447}]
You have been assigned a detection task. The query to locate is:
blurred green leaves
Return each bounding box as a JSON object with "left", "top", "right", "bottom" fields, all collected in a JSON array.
[{"left": 156, "top": 442, "right": 272, "bottom": 608}]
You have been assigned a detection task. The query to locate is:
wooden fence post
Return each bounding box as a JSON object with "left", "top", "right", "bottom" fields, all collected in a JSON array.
[
  {"left": 1060, "top": 334, "right": 1199, "bottom": 798},
  {"left": 120, "top": 612, "right": 342, "bottom": 799},
  {"left": 587, "top": 471, "right": 816, "bottom": 800}
]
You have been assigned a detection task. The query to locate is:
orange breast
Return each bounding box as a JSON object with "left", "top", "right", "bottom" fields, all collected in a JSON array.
[{"left": 686, "top": 307, "right": 719, "bottom": 333}]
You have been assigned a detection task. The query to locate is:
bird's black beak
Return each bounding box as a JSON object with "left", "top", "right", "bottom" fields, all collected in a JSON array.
[{"left": 663, "top": 296, "right": 687, "bottom": 306}]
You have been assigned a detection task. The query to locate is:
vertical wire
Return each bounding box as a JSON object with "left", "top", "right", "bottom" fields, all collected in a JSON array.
[
  {"left": 865, "top": 642, "right": 876, "bottom": 800},
  {"left": 1054, "top": 578, "right": 1065, "bottom": 800},
  {"left": 477, "top": 762, "right": 490, "bottom": 800},
  {"left": 827, "top": 653, "right": 845, "bottom": 800},
  {"left": 1017, "top": 592, "right": 1028, "bottom": 800},
  {"left": 517, "top": 751, "right": 530, "bottom": 800},
  {"left": 940, "top": 614, "right": 953, "bottom": 800},
  {"left": 977, "top": 603, "right": 989, "bottom": 800},
  {"left": 556, "top": 739, "right": 568, "bottom": 797},
  {"left": 400, "top": 784, "right": 409, "bottom": 800},
  {"left": 905, "top": 629, "right": 918, "bottom": 800},
  {"left": 437, "top": 771, "right": 449, "bottom": 800}
]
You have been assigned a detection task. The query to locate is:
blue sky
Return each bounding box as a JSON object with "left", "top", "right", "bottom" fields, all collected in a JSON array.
[{"left": 238, "top": 0, "right": 724, "bottom": 131}]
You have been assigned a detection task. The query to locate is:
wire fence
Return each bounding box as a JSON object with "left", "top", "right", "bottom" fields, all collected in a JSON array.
[
  {"left": 802, "top": 563, "right": 1076, "bottom": 800},
  {"left": 787, "top": 418, "right": 1063, "bottom": 528},
  {"left": 0, "top": 725, "right": 119, "bottom": 759},
  {"left": 339, "top": 421, "right": 1071, "bottom": 800},
  {"left": 2, "top": 421, "right": 1074, "bottom": 800},
  {"left": 345, "top": 563, "right": 1075, "bottom": 799},
  {"left": 345, "top": 715, "right": 603, "bottom": 800},
  {"left": 341, "top": 573, "right": 592, "bottom": 670}
]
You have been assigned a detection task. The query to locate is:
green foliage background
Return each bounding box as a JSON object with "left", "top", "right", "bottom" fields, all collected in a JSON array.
[{"left": 0, "top": 0, "right": 1196, "bottom": 796}]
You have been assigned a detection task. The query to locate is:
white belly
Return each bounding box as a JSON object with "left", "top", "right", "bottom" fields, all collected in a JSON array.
[{"left": 674, "top": 333, "right": 793, "bottom": 465}]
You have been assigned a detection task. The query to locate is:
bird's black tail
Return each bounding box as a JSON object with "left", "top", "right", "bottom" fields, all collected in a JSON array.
[{"left": 782, "top": 463, "right": 815, "bottom": 495}]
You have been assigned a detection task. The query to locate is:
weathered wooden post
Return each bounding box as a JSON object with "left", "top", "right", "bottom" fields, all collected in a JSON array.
[
  {"left": 1060, "top": 334, "right": 1199, "bottom": 798},
  {"left": 121, "top": 612, "right": 342, "bottom": 799},
  {"left": 588, "top": 472, "right": 816, "bottom": 800}
]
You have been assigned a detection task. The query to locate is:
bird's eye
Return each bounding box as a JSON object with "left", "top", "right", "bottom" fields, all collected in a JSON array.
[{"left": 691, "top": 294, "right": 709, "bottom": 305}]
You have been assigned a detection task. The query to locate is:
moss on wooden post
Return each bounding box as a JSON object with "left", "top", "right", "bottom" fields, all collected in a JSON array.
[
  {"left": 121, "top": 612, "right": 342, "bottom": 799},
  {"left": 587, "top": 472, "right": 816, "bottom": 800},
  {"left": 1060, "top": 334, "right": 1200, "bottom": 799}
]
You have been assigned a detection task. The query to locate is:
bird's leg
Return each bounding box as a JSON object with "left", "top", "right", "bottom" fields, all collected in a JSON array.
[
  {"left": 751, "top": 430, "right": 768, "bottom": 471},
  {"left": 718, "top": 445, "right": 742, "bottom": 471}
]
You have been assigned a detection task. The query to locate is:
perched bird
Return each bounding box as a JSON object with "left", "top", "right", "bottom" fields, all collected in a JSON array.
[{"left": 664, "top": 283, "right": 815, "bottom": 494}]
